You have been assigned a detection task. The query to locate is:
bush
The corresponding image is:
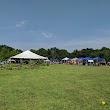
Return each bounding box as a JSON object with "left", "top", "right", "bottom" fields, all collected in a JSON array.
[
  {"left": 3, "top": 60, "right": 49, "bottom": 70},
  {"left": 46, "top": 63, "right": 50, "bottom": 66},
  {"left": 4, "top": 64, "right": 21, "bottom": 70}
]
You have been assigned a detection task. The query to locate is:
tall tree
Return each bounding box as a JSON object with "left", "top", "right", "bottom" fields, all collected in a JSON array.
[{"left": 36, "top": 48, "right": 48, "bottom": 57}]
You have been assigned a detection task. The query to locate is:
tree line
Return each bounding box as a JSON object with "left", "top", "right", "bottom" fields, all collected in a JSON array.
[{"left": 0, "top": 45, "right": 110, "bottom": 61}]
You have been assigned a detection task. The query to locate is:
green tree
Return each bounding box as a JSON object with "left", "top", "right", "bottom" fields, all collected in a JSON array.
[
  {"left": 0, "top": 45, "right": 22, "bottom": 61},
  {"left": 36, "top": 48, "right": 48, "bottom": 57},
  {"left": 47, "top": 47, "right": 59, "bottom": 60},
  {"left": 58, "top": 49, "right": 69, "bottom": 60}
]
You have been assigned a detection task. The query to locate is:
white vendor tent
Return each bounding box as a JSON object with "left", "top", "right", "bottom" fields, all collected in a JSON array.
[
  {"left": 62, "top": 57, "right": 70, "bottom": 61},
  {"left": 62, "top": 57, "right": 70, "bottom": 63},
  {"left": 11, "top": 50, "right": 48, "bottom": 60}
]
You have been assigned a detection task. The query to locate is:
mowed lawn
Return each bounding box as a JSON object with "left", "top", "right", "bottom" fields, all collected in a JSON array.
[{"left": 0, "top": 65, "right": 110, "bottom": 110}]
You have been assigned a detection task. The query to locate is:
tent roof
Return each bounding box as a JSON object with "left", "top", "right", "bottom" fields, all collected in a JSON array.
[
  {"left": 11, "top": 50, "right": 48, "bottom": 60},
  {"left": 79, "top": 57, "right": 94, "bottom": 60},
  {"left": 71, "top": 57, "right": 78, "bottom": 61},
  {"left": 78, "top": 57, "right": 105, "bottom": 61},
  {"left": 62, "top": 57, "right": 70, "bottom": 60},
  {"left": 94, "top": 57, "right": 104, "bottom": 61}
]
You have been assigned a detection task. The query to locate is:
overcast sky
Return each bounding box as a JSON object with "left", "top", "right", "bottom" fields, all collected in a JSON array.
[{"left": 0, "top": 0, "right": 110, "bottom": 52}]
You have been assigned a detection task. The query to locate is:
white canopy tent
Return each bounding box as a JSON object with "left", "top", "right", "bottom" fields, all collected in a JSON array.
[
  {"left": 62, "top": 57, "right": 70, "bottom": 61},
  {"left": 11, "top": 50, "right": 48, "bottom": 60},
  {"left": 62, "top": 57, "right": 70, "bottom": 63}
]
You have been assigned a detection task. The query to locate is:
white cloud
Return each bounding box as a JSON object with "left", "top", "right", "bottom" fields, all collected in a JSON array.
[
  {"left": 16, "top": 20, "right": 29, "bottom": 28},
  {"left": 41, "top": 32, "right": 53, "bottom": 38},
  {"left": 0, "top": 20, "right": 29, "bottom": 30}
]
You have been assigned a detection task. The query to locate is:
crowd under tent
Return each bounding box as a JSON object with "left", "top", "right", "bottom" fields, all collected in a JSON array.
[
  {"left": 44, "top": 59, "right": 51, "bottom": 64},
  {"left": 78, "top": 57, "right": 106, "bottom": 66},
  {"left": 50, "top": 59, "right": 60, "bottom": 64},
  {"left": 93, "top": 57, "right": 106, "bottom": 65},
  {"left": 77, "top": 57, "right": 93, "bottom": 65},
  {"left": 7, "top": 59, "right": 16, "bottom": 63},
  {"left": 70, "top": 57, "right": 78, "bottom": 64},
  {"left": 62, "top": 57, "right": 71, "bottom": 63}
]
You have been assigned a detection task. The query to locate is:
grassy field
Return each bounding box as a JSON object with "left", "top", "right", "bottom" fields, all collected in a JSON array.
[{"left": 0, "top": 64, "right": 110, "bottom": 110}]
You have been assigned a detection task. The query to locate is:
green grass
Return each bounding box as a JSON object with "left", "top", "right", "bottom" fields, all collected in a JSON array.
[{"left": 0, "top": 65, "right": 110, "bottom": 110}]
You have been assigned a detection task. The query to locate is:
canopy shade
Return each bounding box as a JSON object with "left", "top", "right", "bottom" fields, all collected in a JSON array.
[
  {"left": 11, "top": 50, "right": 48, "bottom": 60},
  {"left": 93, "top": 57, "right": 104, "bottom": 61},
  {"left": 79, "top": 57, "right": 94, "bottom": 61},
  {"left": 62, "top": 57, "right": 70, "bottom": 61},
  {"left": 78, "top": 57, "right": 104, "bottom": 61},
  {"left": 71, "top": 57, "right": 78, "bottom": 61}
]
